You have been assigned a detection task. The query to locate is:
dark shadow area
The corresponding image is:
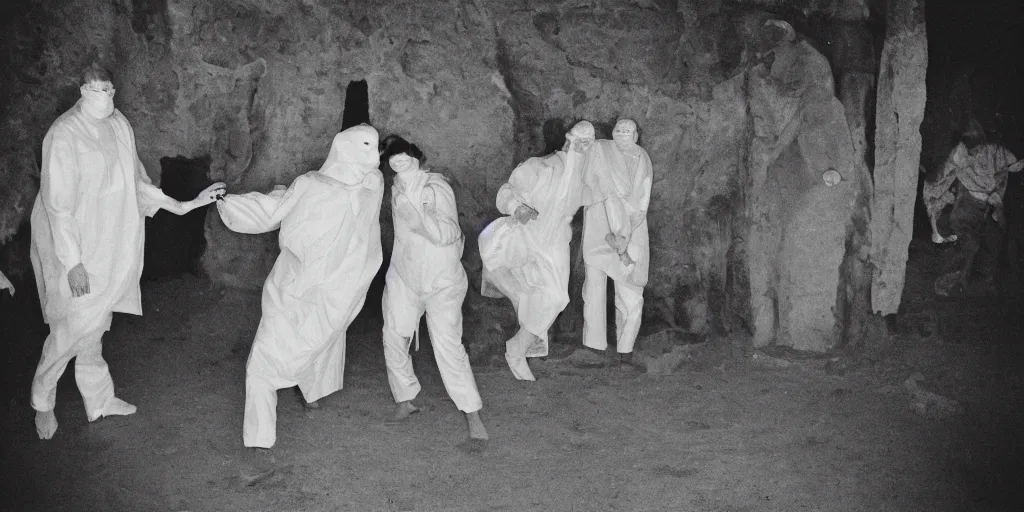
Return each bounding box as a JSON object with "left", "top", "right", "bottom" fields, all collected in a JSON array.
[
  {"left": 917, "top": 0, "right": 1024, "bottom": 239},
  {"left": 0, "top": 223, "right": 46, "bottom": 410},
  {"left": 340, "top": 79, "right": 369, "bottom": 130},
  {"left": 908, "top": 2, "right": 1024, "bottom": 506},
  {"left": 348, "top": 79, "right": 385, "bottom": 324},
  {"left": 142, "top": 155, "right": 214, "bottom": 281}
]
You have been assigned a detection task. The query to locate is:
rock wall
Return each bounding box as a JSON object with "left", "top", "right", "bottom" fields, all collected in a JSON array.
[
  {"left": 869, "top": 0, "right": 927, "bottom": 316},
  {"left": 0, "top": 0, "right": 908, "bottom": 356}
]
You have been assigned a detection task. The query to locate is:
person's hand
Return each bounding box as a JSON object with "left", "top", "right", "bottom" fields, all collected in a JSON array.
[
  {"left": 618, "top": 251, "right": 635, "bottom": 267},
  {"left": 987, "top": 192, "right": 1003, "bottom": 208},
  {"left": 993, "top": 209, "right": 1007, "bottom": 229},
  {"left": 396, "top": 198, "right": 422, "bottom": 228},
  {"left": 189, "top": 182, "right": 228, "bottom": 210},
  {"left": 931, "top": 232, "right": 957, "bottom": 244},
  {"left": 68, "top": 263, "right": 90, "bottom": 297},
  {"left": 605, "top": 232, "right": 628, "bottom": 253},
  {"left": 0, "top": 271, "right": 14, "bottom": 297},
  {"left": 513, "top": 204, "right": 538, "bottom": 224}
]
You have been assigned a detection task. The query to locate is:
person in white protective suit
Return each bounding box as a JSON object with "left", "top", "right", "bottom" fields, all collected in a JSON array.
[
  {"left": 30, "top": 64, "right": 226, "bottom": 440},
  {"left": 571, "top": 119, "right": 652, "bottom": 366},
  {"left": 478, "top": 121, "right": 595, "bottom": 381},
  {"left": 216, "top": 124, "right": 384, "bottom": 458},
  {"left": 378, "top": 135, "right": 488, "bottom": 449}
]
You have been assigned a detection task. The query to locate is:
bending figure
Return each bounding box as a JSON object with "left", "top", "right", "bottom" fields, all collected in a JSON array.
[
  {"left": 216, "top": 125, "right": 383, "bottom": 477},
  {"left": 478, "top": 121, "right": 595, "bottom": 381}
]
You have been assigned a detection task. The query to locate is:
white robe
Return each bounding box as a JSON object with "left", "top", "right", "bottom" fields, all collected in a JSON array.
[
  {"left": 29, "top": 100, "right": 174, "bottom": 415},
  {"left": 579, "top": 139, "right": 653, "bottom": 353},
  {"left": 218, "top": 169, "right": 384, "bottom": 402},
  {"left": 31, "top": 100, "right": 171, "bottom": 334},
  {"left": 478, "top": 149, "right": 584, "bottom": 357},
  {"left": 581, "top": 139, "right": 653, "bottom": 287}
]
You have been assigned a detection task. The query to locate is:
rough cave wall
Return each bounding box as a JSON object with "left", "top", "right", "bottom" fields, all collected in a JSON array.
[
  {"left": 744, "top": 27, "right": 860, "bottom": 351},
  {"left": 0, "top": 0, "right": 890, "bottom": 356},
  {"left": 869, "top": 0, "right": 926, "bottom": 316}
]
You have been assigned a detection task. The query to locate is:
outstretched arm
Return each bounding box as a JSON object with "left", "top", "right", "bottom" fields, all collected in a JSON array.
[
  {"left": 216, "top": 180, "right": 303, "bottom": 234},
  {"left": 135, "top": 157, "right": 225, "bottom": 216}
]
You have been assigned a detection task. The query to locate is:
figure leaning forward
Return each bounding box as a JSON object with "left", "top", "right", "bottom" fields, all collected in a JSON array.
[
  {"left": 216, "top": 125, "right": 384, "bottom": 482},
  {"left": 478, "top": 121, "right": 595, "bottom": 381}
]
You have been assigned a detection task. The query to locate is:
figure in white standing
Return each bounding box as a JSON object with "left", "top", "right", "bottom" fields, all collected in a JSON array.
[
  {"left": 576, "top": 119, "right": 652, "bottom": 365},
  {"left": 478, "top": 121, "right": 595, "bottom": 381},
  {"left": 30, "top": 64, "right": 225, "bottom": 440},
  {"left": 378, "top": 134, "right": 488, "bottom": 450}
]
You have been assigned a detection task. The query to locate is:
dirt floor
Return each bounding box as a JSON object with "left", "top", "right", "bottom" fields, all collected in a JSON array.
[{"left": 1, "top": 234, "right": 1022, "bottom": 512}]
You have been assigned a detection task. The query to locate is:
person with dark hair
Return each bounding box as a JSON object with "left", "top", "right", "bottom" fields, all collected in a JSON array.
[
  {"left": 928, "top": 120, "right": 1023, "bottom": 296},
  {"left": 378, "top": 134, "right": 488, "bottom": 450},
  {"left": 30, "top": 63, "right": 225, "bottom": 440},
  {"left": 379, "top": 133, "right": 425, "bottom": 164}
]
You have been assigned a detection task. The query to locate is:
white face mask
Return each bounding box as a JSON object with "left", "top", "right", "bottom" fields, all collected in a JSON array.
[
  {"left": 612, "top": 121, "right": 638, "bottom": 150},
  {"left": 389, "top": 153, "right": 420, "bottom": 174},
  {"left": 80, "top": 81, "right": 116, "bottom": 119}
]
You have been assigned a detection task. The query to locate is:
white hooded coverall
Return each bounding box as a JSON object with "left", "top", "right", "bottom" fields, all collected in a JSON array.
[
  {"left": 30, "top": 100, "right": 174, "bottom": 418},
  {"left": 382, "top": 171, "right": 482, "bottom": 413},
  {"left": 478, "top": 148, "right": 585, "bottom": 358},
  {"left": 217, "top": 126, "right": 384, "bottom": 448},
  {"left": 581, "top": 139, "right": 653, "bottom": 354}
]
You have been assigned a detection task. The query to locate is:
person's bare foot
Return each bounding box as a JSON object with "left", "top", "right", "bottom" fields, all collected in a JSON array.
[
  {"left": 385, "top": 401, "right": 423, "bottom": 425},
  {"left": 465, "top": 411, "right": 488, "bottom": 441},
  {"left": 35, "top": 410, "right": 58, "bottom": 440},
  {"left": 504, "top": 352, "right": 536, "bottom": 381},
  {"left": 239, "top": 448, "right": 276, "bottom": 486},
  {"left": 98, "top": 397, "right": 137, "bottom": 418},
  {"left": 457, "top": 410, "right": 489, "bottom": 453}
]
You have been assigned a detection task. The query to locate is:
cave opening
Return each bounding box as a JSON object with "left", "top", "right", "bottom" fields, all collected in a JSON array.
[
  {"left": 142, "top": 155, "right": 214, "bottom": 281},
  {"left": 341, "top": 79, "right": 370, "bottom": 130},
  {"left": 342, "top": 78, "right": 388, "bottom": 326}
]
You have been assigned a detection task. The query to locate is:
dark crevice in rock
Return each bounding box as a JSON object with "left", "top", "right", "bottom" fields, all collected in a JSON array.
[
  {"left": 143, "top": 156, "right": 214, "bottom": 281},
  {"left": 494, "top": 36, "right": 544, "bottom": 160},
  {"left": 341, "top": 79, "right": 370, "bottom": 130}
]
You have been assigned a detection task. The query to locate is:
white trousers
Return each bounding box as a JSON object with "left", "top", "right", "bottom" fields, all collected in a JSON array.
[
  {"left": 243, "top": 368, "right": 297, "bottom": 449},
  {"left": 382, "top": 268, "right": 482, "bottom": 413},
  {"left": 31, "top": 313, "right": 115, "bottom": 420},
  {"left": 582, "top": 265, "right": 644, "bottom": 354}
]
